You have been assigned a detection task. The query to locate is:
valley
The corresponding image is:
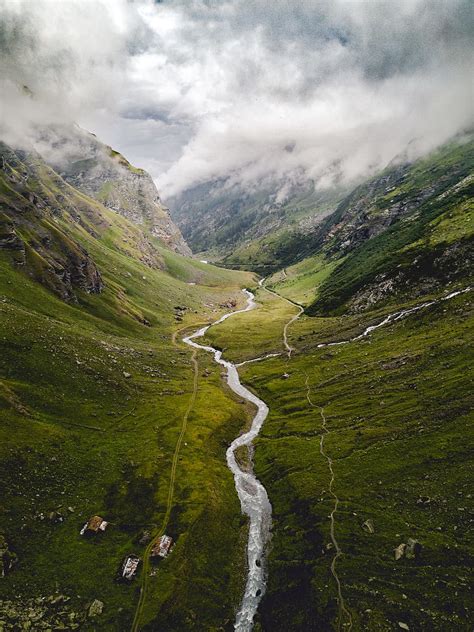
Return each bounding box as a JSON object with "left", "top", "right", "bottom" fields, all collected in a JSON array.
[
  {"left": 0, "top": 130, "right": 472, "bottom": 631},
  {"left": 1, "top": 3, "right": 473, "bottom": 630}
]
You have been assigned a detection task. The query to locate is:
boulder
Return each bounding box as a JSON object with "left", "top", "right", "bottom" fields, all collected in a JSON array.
[
  {"left": 394, "top": 543, "right": 406, "bottom": 561},
  {"left": 88, "top": 599, "right": 104, "bottom": 617},
  {"left": 405, "top": 538, "right": 422, "bottom": 560}
]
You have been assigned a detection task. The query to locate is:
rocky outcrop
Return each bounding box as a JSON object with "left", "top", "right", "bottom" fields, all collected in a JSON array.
[
  {"left": 0, "top": 534, "right": 17, "bottom": 577},
  {"left": 306, "top": 136, "right": 474, "bottom": 314},
  {"left": 40, "top": 125, "right": 191, "bottom": 255},
  {"left": 0, "top": 143, "right": 104, "bottom": 302}
]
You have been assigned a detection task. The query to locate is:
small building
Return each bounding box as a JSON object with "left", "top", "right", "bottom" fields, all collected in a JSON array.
[
  {"left": 151, "top": 535, "right": 173, "bottom": 559},
  {"left": 80, "top": 515, "right": 108, "bottom": 536},
  {"left": 121, "top": 555, "right": 140, "bottom": 581}
]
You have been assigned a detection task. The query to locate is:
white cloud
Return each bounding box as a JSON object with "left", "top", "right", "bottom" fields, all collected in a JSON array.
[{"left": 1, "top": 0, "right": 472, "bottom": 196}]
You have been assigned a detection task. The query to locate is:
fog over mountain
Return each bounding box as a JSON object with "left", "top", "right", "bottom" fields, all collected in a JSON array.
[{"left": 1, "top": 0, "right": 472, "bottom": 197}]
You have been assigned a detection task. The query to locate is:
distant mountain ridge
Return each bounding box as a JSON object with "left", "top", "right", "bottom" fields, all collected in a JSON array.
[{"left": 168, "top": 174, "right": 345, "bottom": 257}]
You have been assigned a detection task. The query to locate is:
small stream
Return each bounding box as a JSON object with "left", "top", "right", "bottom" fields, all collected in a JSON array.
[{"left": 183, "top": 290, "right": 272, "bottom": 631}]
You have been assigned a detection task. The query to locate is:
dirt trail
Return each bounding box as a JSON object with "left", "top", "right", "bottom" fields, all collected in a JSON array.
[
  {"left": 131, "top": 339, "right": 199, "bottom": 632},
  {"left": 263, "top": 279, "right": 352, "bottom": 630},
  {"left": 305, "top": 377, "right": 353, "bottom": 632},
  {"left": 259, "top": 279, "right": 303, "bottom": 358}
]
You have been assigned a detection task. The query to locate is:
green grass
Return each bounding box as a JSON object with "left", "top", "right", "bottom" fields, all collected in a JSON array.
[
  {"left": 203, "top": 285, "right": 297, "bottom": 362},
  {"left": 266, "top": 254, "right": 341, "bottom": 306},
  {"left": 205, "top": 285, "right": 474, "bottom": 631},
  {"left": 0, "top": 143, "right": 258, "bottom": 629},
  {"left": 0, "top": 246, "right": 255, "bottom": 629}
]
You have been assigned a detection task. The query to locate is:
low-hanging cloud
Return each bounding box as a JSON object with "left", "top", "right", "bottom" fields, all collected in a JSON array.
[{"left": 1, "top": 0, "right": 472, "bottom": 196}]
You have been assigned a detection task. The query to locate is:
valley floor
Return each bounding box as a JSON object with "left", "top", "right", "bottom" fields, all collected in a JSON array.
[
  {"left": 1, "top": 251, "right": 473, "bottom": 631},
  {"left": 204, "top": 281, "right": 473, "bottom": 631}
]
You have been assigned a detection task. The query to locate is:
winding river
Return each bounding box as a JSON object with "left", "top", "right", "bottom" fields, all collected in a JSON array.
[{"left": 183, "top": 289, "right": 272, "bottom": 631}]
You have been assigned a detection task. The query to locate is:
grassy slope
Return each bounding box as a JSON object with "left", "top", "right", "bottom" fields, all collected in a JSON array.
[
  {"left": 195, "top": 139, "right": 474, "bottom": 630},
  {"left": 305, "top": 141, "right": 474, "bottom": 314},
  {"left": 204, "top": 284, "right": 473, "bottom": 631},
  {"left": 230, "top": 139, "right": 474, "bottom": 312},
  {"left": 0, "top": 153, "right": 258, "bottom": 629}
]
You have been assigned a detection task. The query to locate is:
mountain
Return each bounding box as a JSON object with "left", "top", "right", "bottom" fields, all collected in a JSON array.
[
  {"left": 199, "top": 137, "right": 473, "bottom": 630},
  {"left": 0, "top": 131, "right": 257, "bottom": 629},
  {"left": 265, "top": 135, "right": 474, "bottom": 314},
  {"left": 39, "top": 125, "right": 190, "bottom": 256},
  {"left": 1, "top": 124, "right": 473, "bottom": 632},
  {"left": 168, "top": 174, "right": 345, "bottom": 264}
]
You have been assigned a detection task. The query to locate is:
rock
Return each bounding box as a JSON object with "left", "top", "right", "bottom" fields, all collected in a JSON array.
[
  {"left": 405, "top": 538, "right": 422, "bottom": 560},
  {"left": 123, "top": 372, "right": 132, "bottom": 379},
  {"left": 398, "top": 623, "right": 410, "bottom": 630},
  {"left": 138, "top": 530, "right": 152, "bottom": 545},
  {"left": 48, "top": 511, "right": 63, "bottom": 523},
  {"left": 88, "top": 599, "right": 104, "bottom": 617},
  {"left": 0, "top": 534, "right": 18, "bottom": 577},
  {"left": 282, "top": 373, "right": 290, "bottom": 379},
  {"left": 416, "top": 496, "right": 431, "bottom": 505},
  {"left": 394, "top": 538, "right": 421, "bottom": 560},
  {"left": 362, "top": 519, "right": 374, "bottom": 534},
  {"left": 394, "top": 543, "right": 406, "bottom": 560}
]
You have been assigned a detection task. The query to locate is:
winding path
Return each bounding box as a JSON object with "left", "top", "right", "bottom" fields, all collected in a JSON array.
[
  {"left": 305, "top": 377, "right": 353, "bottom": 632},
  {"left": 131, "top": 344, "right": 199, "bottom": 632},
  {"left": 259, "top": 278, "right": 304, "bottom": 358},
  {"left": 263, "top": 279, "right": 353, "bottom": 629}
]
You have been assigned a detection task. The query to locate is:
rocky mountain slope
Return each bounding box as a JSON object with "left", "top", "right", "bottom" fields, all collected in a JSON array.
[
  {"left": 0, "top": 129, "right": 257, "bottom": 630},
  {"left": 168, "top": 174, "right": 344, "bottom": 260},
  {"left": 39, "top": 125, "right": 190, "bottom": 256},
  {"left": 265, "top": 135, "right": 473, "bottom": 314},
  {"left": 1, "top": 121, "right": 472, "bottom": 632}
]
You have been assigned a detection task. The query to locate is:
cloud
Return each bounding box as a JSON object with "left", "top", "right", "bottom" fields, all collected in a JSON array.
[
  {"left": 1, "top": 0, "right": 472, "bottom": 196},
  {"left": 0, "top": 0, "right": 148, "bottom": 147}
]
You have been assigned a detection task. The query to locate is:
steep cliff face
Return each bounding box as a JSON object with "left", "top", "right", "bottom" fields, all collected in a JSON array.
[
  {"left": 38, "top": 126, "right": 191, "bottom": 256},
  {"left": 0, "top": 144, "right": 104, "bottom": 301}
]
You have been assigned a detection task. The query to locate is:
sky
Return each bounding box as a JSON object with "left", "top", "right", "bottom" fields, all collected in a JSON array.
[{"left": 1, "top": 0, "right": 473, "bottom": 198}]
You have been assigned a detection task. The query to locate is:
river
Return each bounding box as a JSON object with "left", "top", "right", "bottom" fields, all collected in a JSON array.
[{"left": 182, "top": 289, "right": 272, "bottom": 632}]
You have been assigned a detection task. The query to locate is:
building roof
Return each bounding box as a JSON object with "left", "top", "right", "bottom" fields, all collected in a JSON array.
[{"left": 151, "top": 535, "right": 173, "bottom": 558}]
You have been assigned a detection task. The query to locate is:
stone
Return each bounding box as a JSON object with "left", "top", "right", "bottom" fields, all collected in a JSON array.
[
  {"left": 123, "top": 372, "right": 132, "bottom": 379},
  {"left": 398, "top": 623, "right": 410, "bottom": 630},
  {"left": 405, "top": 538, "right": 422, "bottom": 560},
  {"left": 394, "top": 543, "right": 406, "bottom": 560},
  {"left": 0, "top": 534, "right": 18, "bottom": 577},
  {"left": 48, "top": 511, "right": 63, "bottom": 523},
  {"left": 88, "top": 599, "right": 104, "bottom": 617}
]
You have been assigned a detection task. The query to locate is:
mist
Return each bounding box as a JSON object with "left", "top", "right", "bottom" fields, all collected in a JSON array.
[{"left": 1, "top": 0, "right": 472, "bottom": 197}]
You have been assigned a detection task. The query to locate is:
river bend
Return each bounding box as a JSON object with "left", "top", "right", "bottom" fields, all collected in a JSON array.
[{"left": 183, "top": 289, "right": 272, "bottom": 631}]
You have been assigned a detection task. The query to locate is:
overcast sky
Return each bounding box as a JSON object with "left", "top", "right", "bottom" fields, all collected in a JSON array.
[{"left": 1, "top": 0, "right": 473, "bottom": 197}]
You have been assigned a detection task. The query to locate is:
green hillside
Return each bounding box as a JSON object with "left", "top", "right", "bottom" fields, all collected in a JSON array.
[
  {"left": 262, "top": 138, "right": 474, "bottom": 314},
  {"left": 1, "top": 132, "right": 472, "bottom": 631},
  {"left": 0, "top": 142, "right": 256, "bottom": 630}
]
